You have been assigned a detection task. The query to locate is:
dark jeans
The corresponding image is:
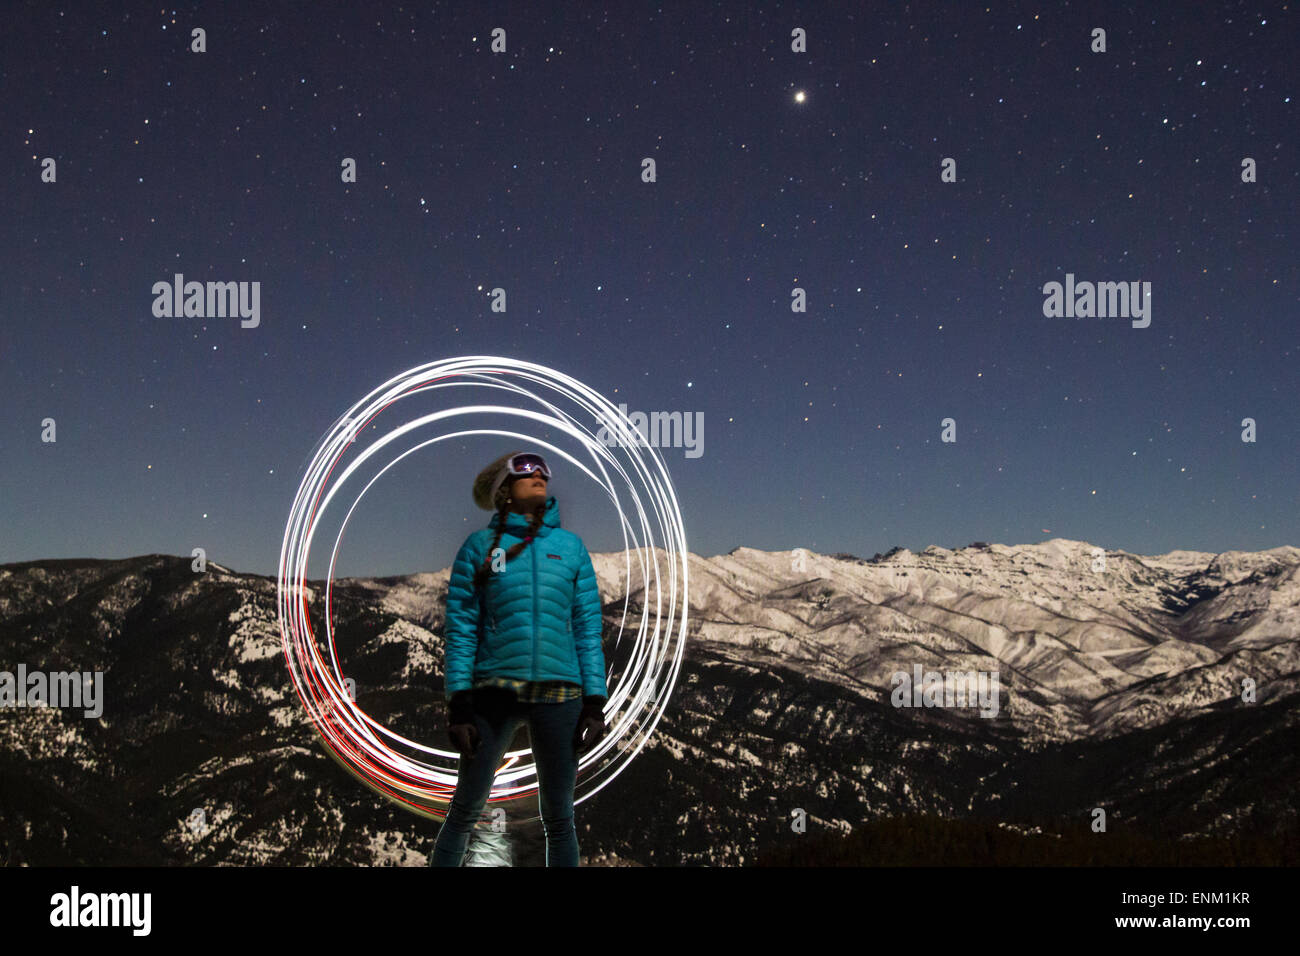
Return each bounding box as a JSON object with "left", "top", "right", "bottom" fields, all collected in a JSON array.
[{"left": 431, "top": 687, "right": 583, "bottom": 867}]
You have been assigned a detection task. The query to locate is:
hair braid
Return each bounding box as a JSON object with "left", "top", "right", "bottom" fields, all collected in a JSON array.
[{"left": 471, "top": 496, "right": 548, "bottom": 593}]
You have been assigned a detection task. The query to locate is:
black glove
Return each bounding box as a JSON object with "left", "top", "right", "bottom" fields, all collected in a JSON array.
[
  {"left": 573, "top": 695, "right": 608, "bottom": 754},
  {"left": 447, "top": 690, "right": 479, "bottom": 758}
]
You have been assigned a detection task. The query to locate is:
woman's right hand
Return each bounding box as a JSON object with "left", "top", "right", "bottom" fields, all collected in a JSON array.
[
  {"left": 449, "top": 722, "right": 480, "bottom": 758},
  {"left": 447, "top": 690, "right": 479, "bottom": 757}
]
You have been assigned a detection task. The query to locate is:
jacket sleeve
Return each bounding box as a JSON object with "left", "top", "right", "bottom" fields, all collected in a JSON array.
[
  {"left": 443, "top": 535, "right": 484, "bottom": 699},
  {"left": 571, "top": 544, "right": 609, "bottom": 698}
]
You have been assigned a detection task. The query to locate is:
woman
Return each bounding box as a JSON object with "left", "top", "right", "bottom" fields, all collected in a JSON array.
[{"left": 431, "top": 450, "right": 609, "bottom": 867}]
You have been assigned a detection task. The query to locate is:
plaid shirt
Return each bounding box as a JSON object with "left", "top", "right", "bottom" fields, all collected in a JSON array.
[{"left": 472, "top": 676, "right": 583, "bottom": 703}]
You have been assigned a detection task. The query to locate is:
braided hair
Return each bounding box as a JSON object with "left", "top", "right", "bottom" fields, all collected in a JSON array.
[{"left": 471, "top": 482, "right": 548, "bottom": 593}]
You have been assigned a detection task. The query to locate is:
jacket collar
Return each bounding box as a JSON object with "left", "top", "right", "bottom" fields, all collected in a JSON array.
[{"left": 489, "top": 495, "right": 561, "bottom": 537}]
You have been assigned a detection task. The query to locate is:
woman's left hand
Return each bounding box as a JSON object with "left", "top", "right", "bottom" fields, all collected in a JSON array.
[{"left": 574, "top": 696, "right": 608, "bottom": 753}]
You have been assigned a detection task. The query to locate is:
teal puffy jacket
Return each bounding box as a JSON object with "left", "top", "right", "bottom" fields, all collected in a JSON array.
[{"left": 443, "top": 495, "right": 608, "bottom": 700}]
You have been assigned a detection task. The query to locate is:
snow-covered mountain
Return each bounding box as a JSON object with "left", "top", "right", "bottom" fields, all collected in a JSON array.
[
  {"left": 1, "top": 538, "right": 1296, "bottom": 866},
  {"left": 676, "top": 539, "right": 1300, "bottom": 741}
]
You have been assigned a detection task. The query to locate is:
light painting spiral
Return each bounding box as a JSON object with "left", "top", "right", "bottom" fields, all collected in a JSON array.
[{"left": 276, "top": 356, "right": 690, "bottom": 823}]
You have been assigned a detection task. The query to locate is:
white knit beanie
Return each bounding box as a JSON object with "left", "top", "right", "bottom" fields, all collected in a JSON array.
[{"left": 471, "top": 450, "right": 522, "bottom": 511}]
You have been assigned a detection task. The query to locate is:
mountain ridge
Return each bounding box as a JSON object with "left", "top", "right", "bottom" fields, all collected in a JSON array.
[{"left": 1, "top": 538, "right": 1296, "bottom": 865}]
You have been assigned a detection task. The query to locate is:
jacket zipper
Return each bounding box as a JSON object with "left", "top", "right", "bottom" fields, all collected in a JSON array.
[{"left": 531, "top": 536, "right": 539, "bottom": 681}]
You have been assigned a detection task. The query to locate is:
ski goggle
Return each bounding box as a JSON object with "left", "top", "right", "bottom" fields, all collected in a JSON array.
[{"left": 506, "top": 453, "right": 551, "bottom": 480}]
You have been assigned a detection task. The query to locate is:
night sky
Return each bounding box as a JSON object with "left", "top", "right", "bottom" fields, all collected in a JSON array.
[{"left": 3, "top": 1, "right": 1296, "bottom": 580}]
